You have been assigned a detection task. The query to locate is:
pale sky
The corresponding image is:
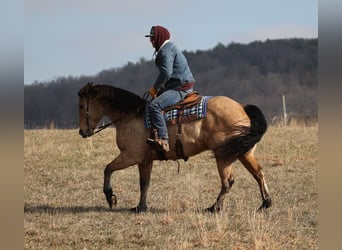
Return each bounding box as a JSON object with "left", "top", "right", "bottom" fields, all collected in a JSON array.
[{"left": 24, "top": 0, "right": 317, "bottom": 85}]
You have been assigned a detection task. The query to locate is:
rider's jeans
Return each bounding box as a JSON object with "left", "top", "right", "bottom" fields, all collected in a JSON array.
[{"left": 147, "top": 88, "right": 193, "bottom": 139}]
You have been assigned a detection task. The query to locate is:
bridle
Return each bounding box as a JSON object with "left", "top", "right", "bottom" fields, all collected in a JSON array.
[{"left": 84, "top": 95, "right": 124, "bottom": 135}]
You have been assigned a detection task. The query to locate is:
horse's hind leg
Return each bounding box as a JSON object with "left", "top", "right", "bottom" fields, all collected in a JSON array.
[
  {"left": 238, "top": 147, "right": 272, "bottom": 210},
  {"left": 206, "top": 158, "right": 235, "bottom": 213},
  {"left": 130, "top": 161, "right": 153, "bottom": 213}
]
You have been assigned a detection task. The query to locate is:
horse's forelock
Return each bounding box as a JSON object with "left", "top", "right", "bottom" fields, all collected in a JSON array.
[{"left": 78, "top": 82, "right": 98, "bottom": 98}]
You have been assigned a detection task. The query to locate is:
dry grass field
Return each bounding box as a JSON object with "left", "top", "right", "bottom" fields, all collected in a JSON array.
[{"left": 24, "top": 125, "right": 318, "bottom": 249}]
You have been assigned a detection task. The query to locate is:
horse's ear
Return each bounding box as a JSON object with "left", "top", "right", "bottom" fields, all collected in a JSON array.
[{"left": 78, "top": 82, "right": 95, "bottom": 97}]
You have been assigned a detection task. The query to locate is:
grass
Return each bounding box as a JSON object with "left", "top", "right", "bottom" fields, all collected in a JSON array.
[{"left": 24, "top": 125, "right": 318, "bottom": 249}]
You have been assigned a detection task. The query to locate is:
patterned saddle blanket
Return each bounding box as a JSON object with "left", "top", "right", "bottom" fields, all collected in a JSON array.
[{"left": 144, "top": 95, "right": 212, "bottom": 129}]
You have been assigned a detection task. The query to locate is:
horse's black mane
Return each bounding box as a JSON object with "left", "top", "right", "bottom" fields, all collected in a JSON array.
[{"left": 79, "top": 83, "right": 147, "bottom": 116}]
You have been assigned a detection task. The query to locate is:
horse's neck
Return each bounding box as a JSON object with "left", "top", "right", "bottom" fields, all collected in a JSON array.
[
  {"left": 99, "top": 88, "right": 146, "bottom": 136},
  {"left": 105, "top": 108, "right": 141, "bottom": 128},
  {"left": 100, "top": 89, "right": 146, "bottom": 121}
]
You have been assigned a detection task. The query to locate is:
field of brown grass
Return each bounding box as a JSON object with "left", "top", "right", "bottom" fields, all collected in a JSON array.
[{"left": 24, "top": 125, "right": 318, "bottom": 249}]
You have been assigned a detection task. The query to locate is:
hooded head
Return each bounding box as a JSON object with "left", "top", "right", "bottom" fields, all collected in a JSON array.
[{"left": 145, "top": 25, "right": 170, "bottom": 51}]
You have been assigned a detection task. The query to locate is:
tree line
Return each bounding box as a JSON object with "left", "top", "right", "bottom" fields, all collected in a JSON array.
[{"left": 24, "top": 38, "right": 317, "bottom": 128}]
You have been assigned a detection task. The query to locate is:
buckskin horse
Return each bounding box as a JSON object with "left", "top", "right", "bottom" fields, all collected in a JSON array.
[{"left": 78, "top": 82, "right": 272, "bottom": 213}]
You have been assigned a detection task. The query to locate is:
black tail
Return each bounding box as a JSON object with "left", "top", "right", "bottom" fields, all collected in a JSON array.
[{"left": 215, "top": 105, "right": 267, "bottom": 160}]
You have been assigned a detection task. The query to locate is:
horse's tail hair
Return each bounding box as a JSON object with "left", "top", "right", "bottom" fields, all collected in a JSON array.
[{"left": 215, "top": 104, "right": 267, "bottom": 160}]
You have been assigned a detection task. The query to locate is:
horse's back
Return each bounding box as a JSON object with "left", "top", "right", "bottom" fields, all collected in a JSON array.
[{"left": 206, "top": 96, "right": 249, "bottom": 127}]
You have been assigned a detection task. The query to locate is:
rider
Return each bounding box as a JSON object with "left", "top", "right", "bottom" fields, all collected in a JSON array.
[{"left": 145, "top": 25, "right": 195, "bottom": 153}]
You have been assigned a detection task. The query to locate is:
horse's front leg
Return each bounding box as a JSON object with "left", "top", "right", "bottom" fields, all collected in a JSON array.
[
  {"left": 103, "top": 152, "right": 136, "bottom": 209},
  {"left": 130, "top": 161, "right": 153, "bottom": 213}
]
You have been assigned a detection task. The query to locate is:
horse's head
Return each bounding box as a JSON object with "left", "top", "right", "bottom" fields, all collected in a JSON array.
[{"left": 78, "top": 82, "right": 103, "bottom": 138}]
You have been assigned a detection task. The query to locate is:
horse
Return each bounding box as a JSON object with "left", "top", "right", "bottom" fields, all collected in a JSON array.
[{"left": 78, "top": 82, "right": 272, "bottom": 213}]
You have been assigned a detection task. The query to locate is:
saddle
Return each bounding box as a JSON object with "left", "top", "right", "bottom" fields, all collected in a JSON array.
[
  {"left": 164, "top": 91, "right": 201, "bottom": 112},
  {"left": 163, "top": 91, "right": 202, "bottom": 125}
]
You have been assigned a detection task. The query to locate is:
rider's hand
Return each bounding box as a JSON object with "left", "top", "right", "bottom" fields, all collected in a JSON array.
[{"left": 149, "top": 87, "right": 157, "bottom": 98}]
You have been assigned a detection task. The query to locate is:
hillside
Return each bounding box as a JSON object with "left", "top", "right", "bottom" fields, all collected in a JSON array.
[{"left": 24, "top": 38, "right": 317, "bottom": 128}]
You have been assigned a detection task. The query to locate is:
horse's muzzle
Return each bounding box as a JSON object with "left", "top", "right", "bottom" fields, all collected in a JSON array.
[{"left": 79, "top": 129, "right": 94, "bottom": 138}]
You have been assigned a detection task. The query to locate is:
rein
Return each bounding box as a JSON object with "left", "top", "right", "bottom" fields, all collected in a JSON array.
[
  {"left": 85, "top": 95, "right": 124, "bottom": 135},
  {"left": 94, "top": 122, "right": 113, "bottom": 134},
  {"left": 93, "top": 114, "right": 126, "bottom": 135},
  {"left": 84, "top": 87, "right": 148, "bottom": 136}
]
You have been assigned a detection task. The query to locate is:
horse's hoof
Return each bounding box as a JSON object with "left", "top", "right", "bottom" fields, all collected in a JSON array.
[
  {"left": 104, "top": 190, "right": 117, "bottom": 209},
  {"left": 130, "top": 205, "right": 147, "bottom": 213},
  {"left": 112, "top": 194, "right": 118, "bottom": 205},
  {"left": 258, "top": 198, "right": 272, "bottom": 211},
  {"left": 108, "top": 194, "right": 117, "bottom": 209},
  {"left": 205, "top": 205, "right": 221, "bottom": 213}
]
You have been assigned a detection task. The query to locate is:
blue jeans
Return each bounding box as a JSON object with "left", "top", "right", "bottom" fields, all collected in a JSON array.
[{"left": 147, "top": 88, "right": 193, "bottom": 139}]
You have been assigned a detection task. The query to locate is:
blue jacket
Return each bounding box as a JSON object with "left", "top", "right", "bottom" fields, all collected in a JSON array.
[{"left": 154, "top": 41, "right": 195, "bottom": 92}]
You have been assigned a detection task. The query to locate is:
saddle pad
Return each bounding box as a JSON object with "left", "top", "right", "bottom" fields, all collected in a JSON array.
[{"left": 144, "top": 96, "right": 212, "bottom": 129}]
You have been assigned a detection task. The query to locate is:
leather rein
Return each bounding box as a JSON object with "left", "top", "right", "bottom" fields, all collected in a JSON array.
[
  {"left": 86, "top": 90, "right": 150, "bottom": 135},
  {"left": 85, "top": 96, "right": 123, "bottom": 135}
]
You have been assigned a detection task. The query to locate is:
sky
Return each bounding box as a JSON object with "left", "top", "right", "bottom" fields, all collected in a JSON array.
[{"left": 24, "top": 0, "right": 318, "bottom": 85}]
